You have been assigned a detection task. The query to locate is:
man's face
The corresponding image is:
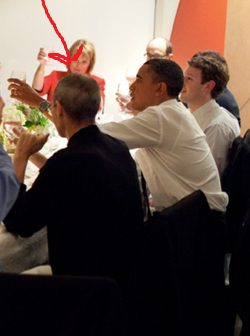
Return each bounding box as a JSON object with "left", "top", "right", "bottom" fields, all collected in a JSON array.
[
  {"left": 129, "top": 64, "right": 159, "bottom": 111},
  {"left": 180, "top": 65, "right": 207, "bottom": 105},
  {"left": 146, "top": 40, "right": 170, "bottom": 61}
]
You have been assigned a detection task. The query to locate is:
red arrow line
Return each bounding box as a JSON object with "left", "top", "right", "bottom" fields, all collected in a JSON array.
[{"left": 41, "top": 0, "right": 83, "bottom": 65}]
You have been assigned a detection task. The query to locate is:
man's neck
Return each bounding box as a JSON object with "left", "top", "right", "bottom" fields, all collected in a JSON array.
[
  {"left": 188, "top": 96, "right": 212, "bottom": 113},
  {"left": 66, "top": 121, "right": 95, "bottom": 140}
]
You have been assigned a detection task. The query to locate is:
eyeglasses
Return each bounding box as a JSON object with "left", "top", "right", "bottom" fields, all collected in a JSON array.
[{"left": 144, "top": 53, "right": 168, "bottom": 59}]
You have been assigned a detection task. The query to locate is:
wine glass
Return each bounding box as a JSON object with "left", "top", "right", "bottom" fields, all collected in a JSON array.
[
  {"left": 117, "top": 82, "right": 132, "bottom": 120},
  {"left": 126, "top": 66, "right": 137, "bottom": 84},
  {"left": 42, "top": 45, "right": 54, "bottom": 66},
  {"left": 37, "top": 123, "right": 59, "bottom": 157},
  {"left": 3, "top": 111, "right": 22, "bottom": 153},
  {"left": 10, "top": 71, "right": 26, "bottom": 82}
]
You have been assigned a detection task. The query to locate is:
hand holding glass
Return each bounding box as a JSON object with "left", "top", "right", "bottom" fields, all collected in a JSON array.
[
  {"left": 117, "top": 82, "right": 131, "bottom": 107},
  {"left": 3, "top": 112, "right": 22, "bottom": 152},
  {"left": 10, "top": 71, "right": 26, "bottom": 82}
]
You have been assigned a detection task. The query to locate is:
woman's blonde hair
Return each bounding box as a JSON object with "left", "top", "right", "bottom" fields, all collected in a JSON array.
[{"left": 67, "top": 39, "right": 96, "bottom": 73}]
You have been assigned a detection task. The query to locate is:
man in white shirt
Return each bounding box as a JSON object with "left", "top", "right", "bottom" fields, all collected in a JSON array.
[
  {"left": 180, "top": 53, "right": 240, "bottom": 177},
  {"left": 8, "top": 59, "right": 228, "bottom": 214},
  {"left": 101, "top": 59, "right": 228, "bottom": 213}
]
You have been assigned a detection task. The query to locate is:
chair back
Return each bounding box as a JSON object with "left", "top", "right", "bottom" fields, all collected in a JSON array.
[
  {"left": 0, "top": 274, "right": 128, "bottom": 336},
  {"left": 127, "top": 190, "right": 224, "bottom": 336},
  {"left": 221, "top": 129, "right": 250, "bottom": 252},
  {"left": 229, "top": 207, "right": 250, "bottom": 335}
]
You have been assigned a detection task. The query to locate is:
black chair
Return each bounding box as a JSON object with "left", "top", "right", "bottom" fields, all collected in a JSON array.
[
  {"left": 221, "top": 129, "right": 250, "bottom": 252},
  {"left": 126, "top": 190, "right": 225, "bottom": 336},
  {"left": 0, "top": 274, "right": 128, "bottom": 336},
  {"left": 229, "top": 208, "right": 250, "bottom": 336}
]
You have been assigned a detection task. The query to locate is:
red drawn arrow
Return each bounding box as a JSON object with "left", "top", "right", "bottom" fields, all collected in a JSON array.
[{"left": 41, "top": 0, "right": 83, "bottom": 65}]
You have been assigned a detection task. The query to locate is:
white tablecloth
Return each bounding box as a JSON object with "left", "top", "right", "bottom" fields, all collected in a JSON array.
[
  {"left": 0, "top": 224, "right": 48, "bottom": 273},
  {"left": 0, "top": 135, "right": 67, "bottom": 273}
]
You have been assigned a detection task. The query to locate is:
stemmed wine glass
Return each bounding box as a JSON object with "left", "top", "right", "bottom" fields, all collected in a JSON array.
[
  {"left": 42, "top": 45, "right": 54, "bottom": 66},
  {"left": 3, "top": 111, "right": 22, "bottom": 153},
  {"left": 125, "top": 66, "right": 137, "bottom": 84},
  {"left": 10, "top": 71, "right": 26, "bottom": 82},
  {"left": 9, "top": 71, "right": 27, "bottom": 105},
  {"left": 117, "top": 82, "right": 132, "bottom": 120},
  {"left": 37, "top": 123, "right": 59, "bottom": 157}
]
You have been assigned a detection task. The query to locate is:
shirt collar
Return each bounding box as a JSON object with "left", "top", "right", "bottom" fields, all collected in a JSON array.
[{"left": 68, "top": 125, "right": 100, "bottom": 147}]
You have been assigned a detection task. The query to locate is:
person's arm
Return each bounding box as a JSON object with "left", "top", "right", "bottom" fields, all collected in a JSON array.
[
  {"left": 204, "top": 124, "right": 240, "bottom": 177},
  {"left": 32, "top": 48, "right": 47, "bottom": 92},
  {"left": 99, "top": 107, "right": 161, "bottom": 149},
  {"left": 13, "top": 131, "right": 49, "bottom": 183},
  {"left": 7, "top": 79, "right": 53, "bottom": 121},
  {"left": 0, "top": 143, "right": 20, "bottom": 222},
  {"left": 29, "top": 152, "right": 48, "bottom": 169},
  {"left": 0, "top": 97, "right": 4, "bottom": 124},
  {"left": 0, "top": 98, "right": 20, "bottom": 222}
]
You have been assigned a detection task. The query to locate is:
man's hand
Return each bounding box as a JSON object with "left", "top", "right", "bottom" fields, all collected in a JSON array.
[
  {"left": 12, "top": 130, "right": 49, "bottom": 183},
  {"left": 115, "top": 95, "right": 139, "bottom": 117},
  {"left": 14, "top": 130, "right": 49, "bottom": 160},
  {"left": 7, "top": 78, "right": 45, "bottom": 109},
  {"left": 0, "top": 97, "right": 5, "bottom": 124}
]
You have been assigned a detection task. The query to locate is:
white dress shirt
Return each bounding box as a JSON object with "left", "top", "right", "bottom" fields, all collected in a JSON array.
[
  {"left": 100, "top": 99, "right": 228, "bottom": 212},
  {"left": 193, "top": 100, "right": 240, "bottom": 177}
]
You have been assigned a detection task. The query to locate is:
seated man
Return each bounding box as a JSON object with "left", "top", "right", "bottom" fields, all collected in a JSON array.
[
  {"left": 180, "top": 54, "right": 240, "bottom": 177},
  {"left": 4, "top": 74, "right": 143, "bottom": 284},
  {"left": 100, "top": 59, "right": 228, "bottom": 215},
  {"left": 0, "top": 97, "right": 20, "bottom": 222},
  {"left": 191, "top": 50, "right": 241, "bottom": 126}
]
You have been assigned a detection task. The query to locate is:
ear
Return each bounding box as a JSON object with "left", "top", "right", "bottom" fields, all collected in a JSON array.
[
  {"left": 167, "top": 53, "right": 173, "bottom": 60},
  {"left": 54, "top": 100, "right": 65, "bottom": 119},
  {"left": 205, "top": 80, "right": 216, "bottom": 93},
  {"left": 155, "top": 82, "right": 167, "bottom": 97}
]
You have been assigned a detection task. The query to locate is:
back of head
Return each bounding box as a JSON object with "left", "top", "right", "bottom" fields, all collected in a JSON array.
[
  {"left": 53, "top": 73, "right": 101, "bottom": 122},
  {"left": 145, "top": 59, "right": 184, "bottom": 97},
  {"left": 147, "top": 37, "right": 173, "bottom": 56},
  {"left": 187, "top": 55, "right": 229, "bottom": 99},
  {"left": 68, "top": 39, "right": 96, "bottom": 73}
]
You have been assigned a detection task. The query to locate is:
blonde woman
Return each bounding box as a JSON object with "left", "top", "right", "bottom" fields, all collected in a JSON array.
[{"left": 32, "top": 39, "right": 105, "bottom": 104}]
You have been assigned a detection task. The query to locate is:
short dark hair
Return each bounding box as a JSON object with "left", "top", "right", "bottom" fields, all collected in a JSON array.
[
  {"left": 192, "top": 50, "right": 229, "bottom": 76},
  {"left": 53, "top": 73, "right": 101, "bottom": 122},
  {"left": 145, "top": 59, "right": 184, "bottom": 97},
  {"left": 187, "top": 55, "right": 229, "bottom": 99},
  {"left": 165, "top": 39, "right": 173, "bottom": 56}
]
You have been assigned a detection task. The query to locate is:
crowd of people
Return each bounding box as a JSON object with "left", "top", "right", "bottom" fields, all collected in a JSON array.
[{"left": 0, "top": 37, "right": 242, "bottom": 287}]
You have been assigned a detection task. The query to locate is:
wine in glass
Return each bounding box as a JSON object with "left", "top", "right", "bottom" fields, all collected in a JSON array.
[
  {"left": 10, "top": 70, "right": 26, "bottom": 82},
  {"left": 3, "top": 111, "right": 22, "bottom": 153}
]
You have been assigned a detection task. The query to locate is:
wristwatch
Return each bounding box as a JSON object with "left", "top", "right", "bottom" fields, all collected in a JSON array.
[{"left": 39, "top": 100, "right": 51, "bottom": 114}]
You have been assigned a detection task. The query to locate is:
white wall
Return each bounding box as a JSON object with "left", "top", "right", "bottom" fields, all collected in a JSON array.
[
  {"left": 154, "top": 0, "right": 180, "bottom": 39},
  {"left": 0, "top": 0, "right": 155, "bottom": 119}
]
